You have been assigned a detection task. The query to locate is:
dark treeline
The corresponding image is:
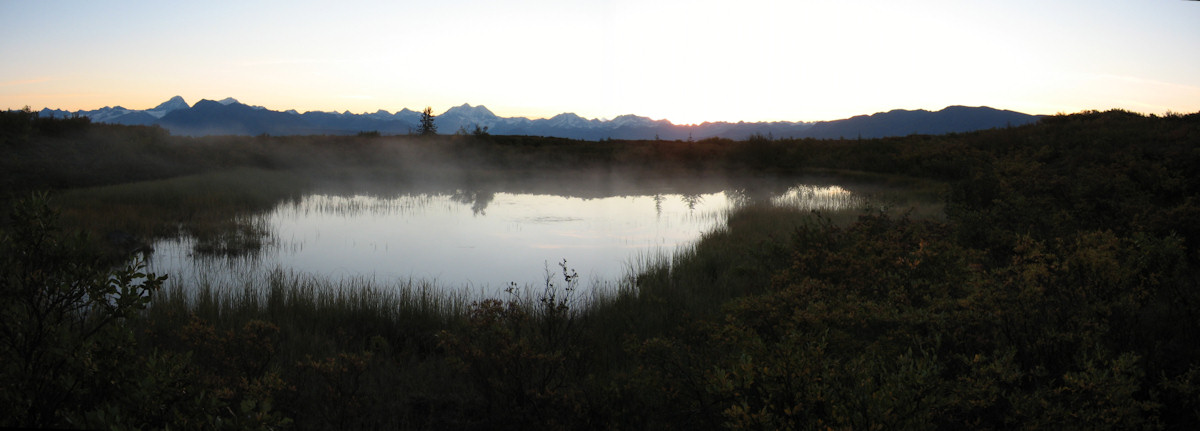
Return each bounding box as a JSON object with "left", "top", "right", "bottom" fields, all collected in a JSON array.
[
  {"left": 3, "top": 109, "right": 1200, "bottom": 429},
  {"left": 0, "top": 107, "right": 1025, "bottom": 194}
]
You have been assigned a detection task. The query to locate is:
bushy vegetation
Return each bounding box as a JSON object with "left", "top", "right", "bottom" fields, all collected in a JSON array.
[{"left": 2, "top": 108, "right": 1200, "bottom": 429}]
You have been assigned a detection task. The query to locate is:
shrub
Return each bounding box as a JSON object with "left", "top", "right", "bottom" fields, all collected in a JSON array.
[{"left": 0, "top": 194, "right": 164, "bottom": 427}]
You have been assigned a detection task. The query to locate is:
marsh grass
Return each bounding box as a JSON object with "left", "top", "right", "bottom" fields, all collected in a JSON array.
[
  {"left": 784, "top": 170, "right": 948, "bottom": 217},
  {"left": 577, "top": 204, "right": 847, "bottom": 351},
  {"left": 282, "top": 192, "right": 448, "bottom": 218},
  {"left": 146, "top": 266, "right": 472, "bottom": 357},
  {"left": 68, "top": 167, "right": 933, "bottom": 357},
  {"left": 9, "top": 110, "right": 1198, "bottom": 428},
  {"left": 51, "top": 168, "right": 308, "bottom": 257},
  {"left": 41, "top": 161, "right": 947, "bottom": 427},
  {"left": 132, "top": 200, "right": 838, "bottom": 406}
]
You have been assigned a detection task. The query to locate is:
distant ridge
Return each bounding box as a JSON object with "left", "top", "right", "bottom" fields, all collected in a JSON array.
[
  {"left": 158, "top": 99, "right": 314, "bottom": 136},
  {"left": 802, "top": 106, "right": 1041, "bottom": 139},
  {"left": 35, "top": 97, "right": 1043, "bottom": 140}
]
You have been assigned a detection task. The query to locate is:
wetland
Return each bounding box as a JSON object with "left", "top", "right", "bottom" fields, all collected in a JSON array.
[{"left": 4, "top": 110, "right": 1200, "bottom": 429}]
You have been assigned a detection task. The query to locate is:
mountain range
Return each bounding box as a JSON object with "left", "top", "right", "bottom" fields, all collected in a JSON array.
[{"left": 36, "top": 96, "right": 1043, "bottom": 140}]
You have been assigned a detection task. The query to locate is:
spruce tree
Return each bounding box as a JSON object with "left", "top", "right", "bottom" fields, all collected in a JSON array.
[{"left": 418, "top": 106, "right": 437, "bottom": 136}]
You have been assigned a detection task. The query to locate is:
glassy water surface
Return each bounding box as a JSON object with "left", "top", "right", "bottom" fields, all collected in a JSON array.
[{"left": 147, "top": 175, "right": 935, "bottom": 296}]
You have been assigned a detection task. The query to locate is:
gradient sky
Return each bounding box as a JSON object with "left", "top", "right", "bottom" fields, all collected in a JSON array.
[{"left": 3, "top": 0, "right": 1198, "bottom": 124}]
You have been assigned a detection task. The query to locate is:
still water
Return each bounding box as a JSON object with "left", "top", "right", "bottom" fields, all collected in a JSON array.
[{"left": 146, "top": 174, "right": 933, "bottom": 295}]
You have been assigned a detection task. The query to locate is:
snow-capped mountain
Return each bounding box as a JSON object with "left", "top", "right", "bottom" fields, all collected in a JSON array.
[
  {"left": 543, "top": 113, "right": 600, "bottom": 130},
  {"left": 147, "top": 96, "right": 190, "bottom": 119},
  {"left": 365, "top": 110, "right": 396, "bottom": 121},
  {"left": 610, "top": 114, "right": 663, "bottom": 129},
  {"left": 437, "top": 103, "right": 502, "bottom": 131},
  {"left": 152, "top": 95, "right": 190, "bottom": 111},
  {"left": 37, "top": 96, "right": 190, "bottom": 124},
  {"left": 31, "top": 96, "right": 1043, "bottom": 140}
]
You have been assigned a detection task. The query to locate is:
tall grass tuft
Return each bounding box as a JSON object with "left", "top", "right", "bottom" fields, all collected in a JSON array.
[
  {"left": 145, "top": 267, "right": 471, "bottom": 359},
  {"left": 51, "top": 168, "right": 308, "bottom": 258}
]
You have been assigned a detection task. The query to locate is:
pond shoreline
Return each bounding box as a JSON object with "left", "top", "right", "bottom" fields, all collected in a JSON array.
[{"left": 109, "top": 169, "right": 939, "bottom": 298}]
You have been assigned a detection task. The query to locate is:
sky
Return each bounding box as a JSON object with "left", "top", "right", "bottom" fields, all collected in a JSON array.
[{"left": 2, "top": 0, "right": 1199, "bottom": 124}]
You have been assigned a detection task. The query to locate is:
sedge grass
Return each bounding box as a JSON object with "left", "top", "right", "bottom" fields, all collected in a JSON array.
[
  {"left": 122, "top": 171, "right": 941, "bottom": 374},
  {"left": 51, "top": 168, "right": 308, "bottom": 257},
  {"left": 126, "top": 188, "right": 943, "bottom": 426},
  {"left": 583, "top": 200, "right": 937, "bottom": 343},
  {"left": 146, "top": 266, "right": 473, "bottom": 357}
]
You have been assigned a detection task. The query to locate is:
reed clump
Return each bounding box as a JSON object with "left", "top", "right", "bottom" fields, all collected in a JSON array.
[{"left": 51, "top": 168, "right": 308, "bottom": 259}]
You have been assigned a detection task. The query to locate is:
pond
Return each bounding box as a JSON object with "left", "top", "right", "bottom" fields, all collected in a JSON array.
[{"left": 145, "top": 173, "right": 939, "bottom": 297}]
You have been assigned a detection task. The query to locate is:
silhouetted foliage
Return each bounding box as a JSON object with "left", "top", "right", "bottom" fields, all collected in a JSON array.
[
  {"left": 2, "top": 108, "right": 1200, "bottom": 428},
  {"left": 0, "top": 195, "right": 162, "bottom": 427},
  {"left": 418, "top": 106, "right": 437, "bottom": 136},
  {"left": 0, "top": 107, "right": 36, "bottom": 146}
]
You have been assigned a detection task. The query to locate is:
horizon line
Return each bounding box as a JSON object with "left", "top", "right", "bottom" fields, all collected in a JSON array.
[{"left": 14, "top": 96, "right": 1058, "bottom": 126}]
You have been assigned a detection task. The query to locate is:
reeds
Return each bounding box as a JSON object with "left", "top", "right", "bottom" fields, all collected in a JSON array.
[
  {"left": 136, "top": 181, "right": 924, "bottom": 352},
  {"left": 47, "top": 164, "right": 942, "bottom": 398},
  {"left": 51, "top": 168, "right": 308, "bottom": 257},
  {"left": 146, "top": 265, "right": 473, "bottom": 356}
]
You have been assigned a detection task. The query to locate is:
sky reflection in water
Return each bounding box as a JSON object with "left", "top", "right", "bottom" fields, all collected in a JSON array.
[{"left": 147, "top": 183, "right": 873, "bottom": 296}]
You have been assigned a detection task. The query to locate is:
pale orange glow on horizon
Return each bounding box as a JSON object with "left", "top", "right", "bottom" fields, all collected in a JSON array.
[{"left": 2, "top": 0, "right": 1199, "bottom": 124}]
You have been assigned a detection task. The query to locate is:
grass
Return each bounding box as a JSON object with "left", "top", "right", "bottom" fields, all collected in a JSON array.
[
  {"left": 111, "top": 169, "right": 930, "bottom": 350},
  {"left": 8, "top": 109, "right": 1200, "bottom": 429},
  {"left": 589, "top": 204, "right": 826, "bottom": 334},
  {"left": 129, "top": 198, "right": 879, "bottom": 375},
  {"left": 32, "top": 147, "right": 948, "bottom": 427},
  {"left": 40, "top": 162, "right": 937, "bottom": 355},
  {"left": 50, "top": 168, "right": 308, "bottom": 258},
  {"left": 146, "top": 266, "right": 473, "bottom": 358}
]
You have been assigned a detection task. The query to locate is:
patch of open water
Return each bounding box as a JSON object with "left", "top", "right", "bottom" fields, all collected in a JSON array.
[{"left": 146, "top": 175, "right": 933, "bottom": 297}]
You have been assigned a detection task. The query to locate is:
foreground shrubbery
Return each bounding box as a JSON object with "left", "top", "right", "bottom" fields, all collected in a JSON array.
[
  {"left": 2, "top": 109, "right": 1200, "bottom": 429},
  {"left": 0, "top": 196, "right": 290, "bottom": 430}
]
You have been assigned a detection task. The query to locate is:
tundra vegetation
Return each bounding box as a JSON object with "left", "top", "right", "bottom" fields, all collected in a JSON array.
[{"left": 2, "top": 107, "right": 1200, "bottom": 429}]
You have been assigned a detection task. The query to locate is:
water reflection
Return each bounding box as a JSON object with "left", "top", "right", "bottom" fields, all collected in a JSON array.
[
  {"left": 450, "top": 190, "right": 495, "bottom": 216},
  {"left": 147, "top": 174, "right": 939, "bottom": 296}
]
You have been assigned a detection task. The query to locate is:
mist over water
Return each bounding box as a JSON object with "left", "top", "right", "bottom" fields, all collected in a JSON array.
[{"left": 145, "top": 174, "right": 934, "bottom": 297}]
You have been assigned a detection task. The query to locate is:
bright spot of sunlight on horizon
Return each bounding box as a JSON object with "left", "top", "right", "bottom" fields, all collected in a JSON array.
[{"left": 1, "top": 0, "right": 1198, "bottom": 123}]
